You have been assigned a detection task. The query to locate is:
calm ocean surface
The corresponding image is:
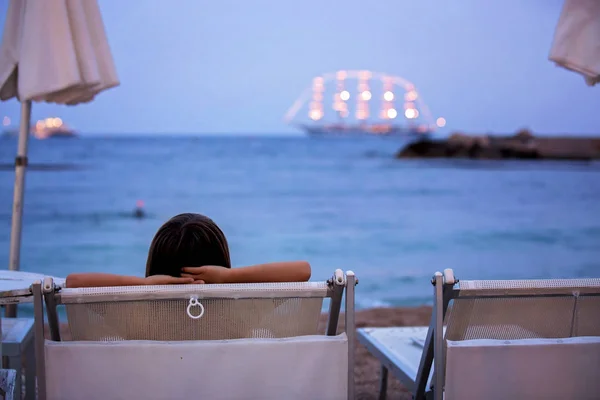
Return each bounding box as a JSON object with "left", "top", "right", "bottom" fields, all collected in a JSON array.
[{"left": 1, "top": 135, "right": 600, "bottom": 312}]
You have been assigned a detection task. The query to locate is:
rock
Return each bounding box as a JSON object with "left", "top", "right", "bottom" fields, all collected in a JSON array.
[
  {"left": 476, "top": 135, "right": 491, "bottom": 148},
  {"left": 448, "top": 132, "right": 474, "bottom": 146},
  {"left": 396, "top": 140, "right": 449, "bottom": 158},
  {"left": 514, "top": 128, "right": 534, "bottom": 142},
  {"left": 396, "top": 130, "right": 600, "bottom": 161}
]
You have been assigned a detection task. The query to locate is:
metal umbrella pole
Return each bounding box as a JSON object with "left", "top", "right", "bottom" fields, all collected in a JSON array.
[{"left": 5, "top": 100, "right": 32, "bottom": 318}]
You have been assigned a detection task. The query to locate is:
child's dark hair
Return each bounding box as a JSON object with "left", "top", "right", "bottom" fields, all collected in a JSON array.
[{"left": 145, "top": 213, "right": 231, "bottom": 277}]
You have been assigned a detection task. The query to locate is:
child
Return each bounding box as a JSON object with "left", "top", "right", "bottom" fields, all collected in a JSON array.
[{"left": 66, "top": 213, "right": 311, "bottom": 288}]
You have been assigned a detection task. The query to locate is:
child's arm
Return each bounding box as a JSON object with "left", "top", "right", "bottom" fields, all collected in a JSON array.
[
  {"left": 66, "top": 261, "right": 311, "bottom": 288},
  {"left": 65, "top": 273, "right": 194, "bottom": 288},
  {"left": 181, "top": 261, "right": 312, "bottom": 284}
]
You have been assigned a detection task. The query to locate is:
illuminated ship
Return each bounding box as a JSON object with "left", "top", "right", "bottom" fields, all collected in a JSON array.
[
  {"left": 32, "top": 117, "right": 77, "bottom": 139},
  {"left": 2, "top": 116, "right": 77, "bottom": 139},
  {"left": 284, "top": 70, "right": 446, "bottom": 138}
]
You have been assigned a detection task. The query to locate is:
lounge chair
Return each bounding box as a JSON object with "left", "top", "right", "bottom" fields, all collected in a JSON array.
[
  {"left": 33, "top": 269, "right": 356, "bottom": 400},
  {"left": 0, "top": 270, "right": 65, "bottom": 400},
  {"left": 358, "top": 269, "right": 600, "bottom": 400}
]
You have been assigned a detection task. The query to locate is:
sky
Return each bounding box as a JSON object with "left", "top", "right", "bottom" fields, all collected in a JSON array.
[{"left": 0, "top": 0, "right": 599, "bottom": 135}]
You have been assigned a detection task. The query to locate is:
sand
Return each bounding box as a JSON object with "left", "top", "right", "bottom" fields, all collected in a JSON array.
[
  {"left": 320, "top": 306, "right": 432, "bottom": 400},
  {"left": 53, "top": 306, "right": 432, "bottom": 400}
]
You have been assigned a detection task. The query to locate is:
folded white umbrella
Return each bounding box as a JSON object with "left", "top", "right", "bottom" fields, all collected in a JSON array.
[
  {"left": 0, "top": 0, "right": 119, "bottom": 102},
  {"left": 549, "top": 0, "right": 600, "bottom": 86},
  {"left": 0, "top": 0, "right": 119, "bottom": 316}
]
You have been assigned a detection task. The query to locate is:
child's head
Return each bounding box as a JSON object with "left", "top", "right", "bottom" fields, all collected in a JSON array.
[{"left": 145, "top": 213, "right": 231, "bottom": 277}]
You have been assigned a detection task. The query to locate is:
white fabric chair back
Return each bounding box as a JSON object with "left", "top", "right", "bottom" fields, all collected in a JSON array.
[
  {"left": 445, "top": 336, "right": 600, "bottom": 400},
  {"left": 44, "top": 334, "right": 349, "bottom": 400}
]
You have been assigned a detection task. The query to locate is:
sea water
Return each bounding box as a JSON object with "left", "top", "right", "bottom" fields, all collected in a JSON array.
[{"left": 1, "top": 135, "right": 599, "bottom": 313}]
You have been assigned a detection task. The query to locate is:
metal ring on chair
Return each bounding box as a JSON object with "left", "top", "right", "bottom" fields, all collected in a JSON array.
[{"left": 187, "top": 296, "right": 205, "bottom": 319}]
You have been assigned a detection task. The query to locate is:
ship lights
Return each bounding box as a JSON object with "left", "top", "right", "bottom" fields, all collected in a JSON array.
[
  {"left": 381, "top": 77, "right": 395, "bottom": 120},
  {"left": 358, "top": 70, "right": 371, "bottom": 80},
  {"left": 302, "top": 71, "right": 431, "bottom": 128},
  {"left": 310, "top": 110, "right": 323, "bottom": 121},
  {"left": 405, "top": 108, "right": 419, "bottom": 119},
  {"left": 43, "top": 117, "right": 63, "bottom": 128},
  {"left": 34, "top": 117, "right": 65, "bottom": 130},
  {"left": 2, "top": 116, "right": 10, "bottom": 126},
  {"left": 436, "top": 117, "right": 446, "bottom": 127},
  {"left": 309, "top": 77, "right": 324, "bottom": 121},
  {"left": 405, "top": 90, "right": 418, "bottom": 101},
  {"left": 356, "top": 71, "right": 371, "bottom": 120},
  {"left": 336, "top": 71, "right": 348, "bottom": 80},
  {"left": 334, "top": 71, "right": 348, "bottom": 118}
]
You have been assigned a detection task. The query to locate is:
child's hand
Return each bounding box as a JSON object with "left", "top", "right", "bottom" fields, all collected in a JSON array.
[
  {"left": 143, "top": 275, "right": 195, "bottom": 285},
  {"left": 181, "top": 266, "right": 229, "bottom": 284}
]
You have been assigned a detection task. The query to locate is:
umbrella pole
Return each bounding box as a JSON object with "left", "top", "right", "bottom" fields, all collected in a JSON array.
[{"left": 5, "top": 100, "right": 32, "bottom": 318}]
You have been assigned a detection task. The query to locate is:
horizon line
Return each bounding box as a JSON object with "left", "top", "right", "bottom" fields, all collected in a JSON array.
[{"left": 77, "top": 131, "right": 306, "bottom": 136}]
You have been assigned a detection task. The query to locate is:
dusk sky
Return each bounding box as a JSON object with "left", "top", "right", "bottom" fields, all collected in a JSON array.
[{"left": 1, "top": 0, "right": 598, "bottom": 135}]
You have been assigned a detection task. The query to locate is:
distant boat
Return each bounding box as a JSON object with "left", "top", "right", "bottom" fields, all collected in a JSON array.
[
  {"left": 32, "top": 117, "right": 77, "bottom": 139},
  {"left": 285, "top": 70, "right": 447, "bottom": 139},
  {"left": 2, "top": 117, "right": 77, "bottom": 139},
  {"left": 1, "top": 127, "right": 18, "bottom": 137}
]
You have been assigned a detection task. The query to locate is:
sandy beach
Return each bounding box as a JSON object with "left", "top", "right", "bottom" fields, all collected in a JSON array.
[
  {"left": 322, "top": 306, "right": 432, "bottom": 400},
  {"left": 52, "top": 306, "right": 431, "bottom": 399}
]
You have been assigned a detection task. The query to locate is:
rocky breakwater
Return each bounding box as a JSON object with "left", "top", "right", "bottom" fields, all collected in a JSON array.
[{"left": 396, "top": 129, "right": 600, "bottom": 161}]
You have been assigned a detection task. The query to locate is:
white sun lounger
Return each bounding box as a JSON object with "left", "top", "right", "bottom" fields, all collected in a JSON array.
[
  {"left": 0, "top": 270, "right": 66, "bottom": 400},
  {"left": 32, "top": 270, "right": 357, "bottom": 400},
  {"left": 358, "top": 269, "right": 600, "bottom": 400}
]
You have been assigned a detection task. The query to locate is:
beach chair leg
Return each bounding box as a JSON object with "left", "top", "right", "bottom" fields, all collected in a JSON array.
[
  {"left": 415, "top": 270, "right": 455, "bottom": 400},
  {"left": 414, "top": 317, "right": 435, "bottom": 400},
  {"left": 378, "top": 364, "right": 388, "bottom": 400},
  {"left": 345, "top": 272, "right": 357, "bottom": 400},
  {"left": 32, "top": 283, "right": 47, "bottom": 400},
  {"left": 433, "top": 272, "right": 444, "bottom": 400}
]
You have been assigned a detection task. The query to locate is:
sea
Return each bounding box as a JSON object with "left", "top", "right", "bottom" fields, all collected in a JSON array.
[{"left": 1, "top": 135, "right": 600, "bottom": 314}]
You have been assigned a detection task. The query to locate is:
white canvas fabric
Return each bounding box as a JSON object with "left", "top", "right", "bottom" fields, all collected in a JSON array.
[
  {"left": 445, "top": 336, "right": 600, "bottom": 400},
  {"left": 0, "top": 0, "right": 119, "bottom": 103},
  {"left": 549, "top": 0, "right": 600, "bottom": 86},
  {"left": 44, "top": 334, "right": 349, "bottom": 400}
]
